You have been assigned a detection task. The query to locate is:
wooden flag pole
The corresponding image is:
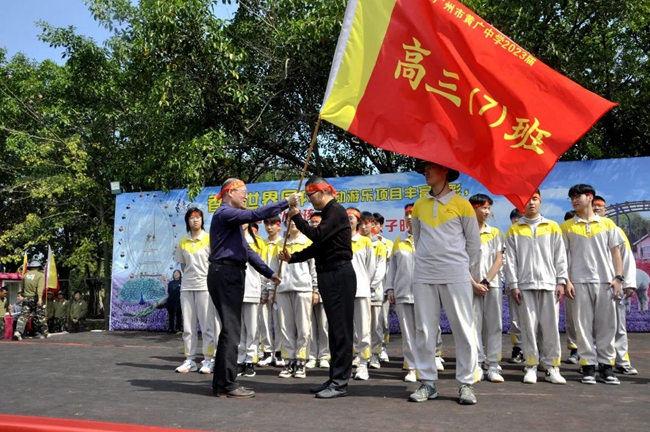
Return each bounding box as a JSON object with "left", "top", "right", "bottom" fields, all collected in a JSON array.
[{"left": 270, "top": 117, "right": 322, "bottom": 306}]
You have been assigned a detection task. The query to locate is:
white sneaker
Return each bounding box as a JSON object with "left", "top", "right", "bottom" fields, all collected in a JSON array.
[
  {"left": 379, "top": 348, "right": 390, "bottom": 362},
  {"left": 352, "top": 356, "right": 360, "bottom": 368},
  {"left": 14, "top": 331, "right": 23, "bottom": 341},
  {"left": 545, "top": 366, "right": 566, "bottom": 384},
  {"left": 487, "top": 366, "right": 505, "bottom": 383},
  {"left": 305, "top": 358, "right": 317, "bottom": 369},
  {"left": 523, "top": 366, "right": 538, "bottom": 384},
  {"left": 435, "top": 356, "right": 444, "bottom": 371},
  {"left": 199, "top": 359, "right": 214, "bottom": 374},
  {"left": 404, "top": 369, "right": 417, "bottom": 383},
  {"left": 258, "top": 352, "right": 273, "bottom": 366},
  {"left": 319, "top": 359, "right": 330, "bottom": 368},
  {"left": 175, "top": 359, "right": 197, "bottom": 373},
  {"left": 369, "top": 355, "right": 381, "bottom": 369},
  {"left": 354, "top": 364, "right": 369, "bottom": 380}
]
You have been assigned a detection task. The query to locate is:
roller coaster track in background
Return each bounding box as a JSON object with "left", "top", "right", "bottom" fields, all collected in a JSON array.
[{"left": 605, "top": 201, "right": 650, "bottom": 240}]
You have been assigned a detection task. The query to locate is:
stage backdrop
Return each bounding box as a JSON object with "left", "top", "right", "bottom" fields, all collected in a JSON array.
[{"left": 110, "top": 157, "right": 650, "bottom": 332}]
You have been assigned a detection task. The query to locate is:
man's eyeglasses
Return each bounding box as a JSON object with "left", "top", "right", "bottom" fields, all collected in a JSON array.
[{"left": 306, "top": 191, "right": 320, "bottom": 199}]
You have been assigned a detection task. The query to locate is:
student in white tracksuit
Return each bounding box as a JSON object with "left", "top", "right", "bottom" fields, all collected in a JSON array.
[
  {"left": 268, "top": 221, "right": 318, "bottom": 379},
  {"left": 561, "top": 184, "right": 633, "bottom": 385},
  {"left": 505, "top": 191, "right": 568, "bottom": 385},
  {"left": 306, "top": 212, "right": 330, "bottom": 369},
  {"left": 408, "top": 161, "right": 480, "bottom": 406},
  {"left": 385, "top": 203, "right": 417, "bottom": 382},
  {"left": 359, "top": 212, "right": 387, "bottom": 370},
  {"left": 468, "top": 194, "right": 505, "bottom": 383},
  {"left": 236, "top": 224, "right": 267, "bottom": 378},
  {"left": 259, "top": 216, "right": 284, "bottom": 367},
  {"left": 592, "top": 196, "right": 639, "bottom": 375},
  {"left": 372, "top": 213, "right": 394, "bottom": 363},
  {"left": 174, "top": 207, "right": 220, "bottom": 375},
  {"left": 562, "top": 210, "right": 580, "bottom": 365},
  {"left": 347, "top": 207, "right": 376, "bottom": 381},
  {"left": 637, "top": 269, "right": 650, "bottom": 312},
  {"left": 506, "top": 208, "right": 525, "bottom": 364}
]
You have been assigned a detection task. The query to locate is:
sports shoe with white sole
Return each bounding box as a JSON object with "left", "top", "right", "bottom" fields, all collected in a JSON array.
[
  {"left": 354, "top": 364, "right": 369, "bottom": 380},
  {"left": 544, "top": 366, "right": 566, "bottom": 384},
  {"left": 379, "top": 348, "right": 390, "bottom": 362},
  {"left": 458, "top": 384, "right": 477, "bottom": 405},
  {"left": 369, "top": 355, "right": 381, "bottom": 369},
  {"left": 199, "top": 359, "right": 215, "bottom": 374},
  {"left": 486, "top": 367, "right": 505, "bottom": 383},
  {"left": 598, "top": 364, "right": 620, "bottom": 385},
  {"left": 305, "top": 358, "right": 317, "bottom": 369},
  {"left": 404, "top": 370, "right": 417, "bottom": 383},
  {"left": 581, "top": 365, "right": 597, "bottom": 384},
  {"left": 615, "top": 364, "right": 638, "bottom": 375},
  {"left": 352, "top": 356, "right": 360, "bottom": 368},
  {"left": 408, "top": 383, "right": 438, "bottom": 402},
  {"left": 523, "top": 366, "right": 537, "bottom": 384},
  {"left": 319, "top": 359, "right": 330, "bottom": 368},
  {"left": 175, "top": 359, "right": 198, "bottom": 373}
]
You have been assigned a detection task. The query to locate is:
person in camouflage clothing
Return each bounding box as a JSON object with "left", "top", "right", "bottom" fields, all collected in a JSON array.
[
  {"left": 68, "top": 291, "right": 88, "bottom": 333},
  {"left": 51, "top": 291, "right": 69, "bottom": 333},
  {"left": 46, "top": 291, "right": 55, "bottom": 331},
  {"left": 15, "top": 260, "right": 50, "bottom": 340}
]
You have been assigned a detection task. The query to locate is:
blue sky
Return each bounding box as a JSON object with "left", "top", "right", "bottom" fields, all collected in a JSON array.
[{"left": 0, "top": 0, "right": 237, "bottom": 63}]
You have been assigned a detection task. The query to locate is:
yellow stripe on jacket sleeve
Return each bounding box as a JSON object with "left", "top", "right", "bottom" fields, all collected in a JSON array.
[{"left": 320, "top": 0, "right": 398, "bottom": 130}]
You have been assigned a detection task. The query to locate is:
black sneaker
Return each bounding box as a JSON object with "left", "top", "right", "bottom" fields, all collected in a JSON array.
[
  {"left": 597, "top": 364, "right": 620, "bottom": 385},
  {"left": 509, "top": 347, "right": 524, "bottom": 364},
  {"left": 242, "top": 363, "right": 256, "bottom": 377},
  {"left": 580, "top": 365, "right": 596, "bottom": 384},
  {"left": 294, "top": 361, "right": 306, "bottom": 379},
  {"left": 236, "top": 363, "right": 246, "bottom": 377}
]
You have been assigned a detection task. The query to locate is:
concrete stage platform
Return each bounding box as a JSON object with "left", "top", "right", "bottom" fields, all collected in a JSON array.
[{"left": 1, "top": 331, "right": 648, "bottom": 431}]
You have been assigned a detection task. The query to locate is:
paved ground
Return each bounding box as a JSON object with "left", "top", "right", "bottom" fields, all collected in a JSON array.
[{"left": 1, "top": 331, "right": 649, "bottom": 431}]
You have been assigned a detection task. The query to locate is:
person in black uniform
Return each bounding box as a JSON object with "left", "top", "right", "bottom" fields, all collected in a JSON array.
[
  {"left": 279, "top": 176, "right": 356, "bottom": 399},
  {"left": 167, "top": 270, "right": 183, "bottom": 333}
]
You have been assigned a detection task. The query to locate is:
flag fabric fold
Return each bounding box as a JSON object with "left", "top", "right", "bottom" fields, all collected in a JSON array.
[
  {"left": 320, "top": 0, "right": 616, "bottom": 209},
  {"left": 45, "top": 245, "right": 60, "bottom": 294}
]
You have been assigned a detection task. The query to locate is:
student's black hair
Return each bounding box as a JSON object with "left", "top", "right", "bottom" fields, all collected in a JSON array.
[
  {"left": 509, "top": 208, "right": 523, "bottom": 222},
  {"left": 360, "top": 211, "right": 375, "bottom": 222},
  {"left": 246, "top": 224, "right": 261, "bottom": 250},
  {"left": 564, "top": 210, "right": 576, "bottom": 221},
  {"left": 347, "top": 207, "right": 361, "bottom": 230},
  {"left": 469, "top": 194, "right": 493, "bottom": 206},
  {"left": 372, "top": 213, "right": 385, "bottom": 225},
  {"left": 264, "top": 215, "right": 281, "bottom": 225},
  {"left": 593, "top": 195, "right": 606, "bottom": 204},
  {"left": 568, "top": 184, "right": 596, "bottom": 198},
  {"left": 184, "top": 207, "right": 204, "bottom": 233},
  {"left": 310, "top": 212, "right": 323, "bottom": 219},
  {"left": 404, "top": 203, "right": 415, "bottom": 210}
]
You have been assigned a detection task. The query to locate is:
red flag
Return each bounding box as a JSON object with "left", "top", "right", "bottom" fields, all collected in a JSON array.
[{"left": 320, "top": 0, "right": 616, "bottom": 209}]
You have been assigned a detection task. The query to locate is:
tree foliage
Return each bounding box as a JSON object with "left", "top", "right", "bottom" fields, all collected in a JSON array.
[{"left": 1, "top": 0, "right": 648, "bottom": 280}]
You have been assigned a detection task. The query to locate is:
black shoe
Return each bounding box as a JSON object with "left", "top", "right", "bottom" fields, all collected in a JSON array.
[
  {"left": 315, "top": 386, "right": 347, "bottom": 399},
  {"left": 236, "top": 363, "right": 246, "bottom": 377},
  {"left": 597, "top": 364, "right": 620, "bottom": 385},
  {"left": 242, "top": 363, "right": 256, "bottom": 377},
  {"left": 310, "top": 381, "right": 333, "bottom": 394},
  {"left": 580, "top": 365, "right": 596, "bottom": 384},
  {"left": 213, "top": 386, "right": 255, "bottom": 399},
  {"left": 509, "top": 347, "right": 524, "bottom": 364}
]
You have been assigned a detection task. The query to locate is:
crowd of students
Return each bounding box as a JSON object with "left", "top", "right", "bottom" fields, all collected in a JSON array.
[{"left": 169, "top": 163, "right": 640, "bottom": 405}]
